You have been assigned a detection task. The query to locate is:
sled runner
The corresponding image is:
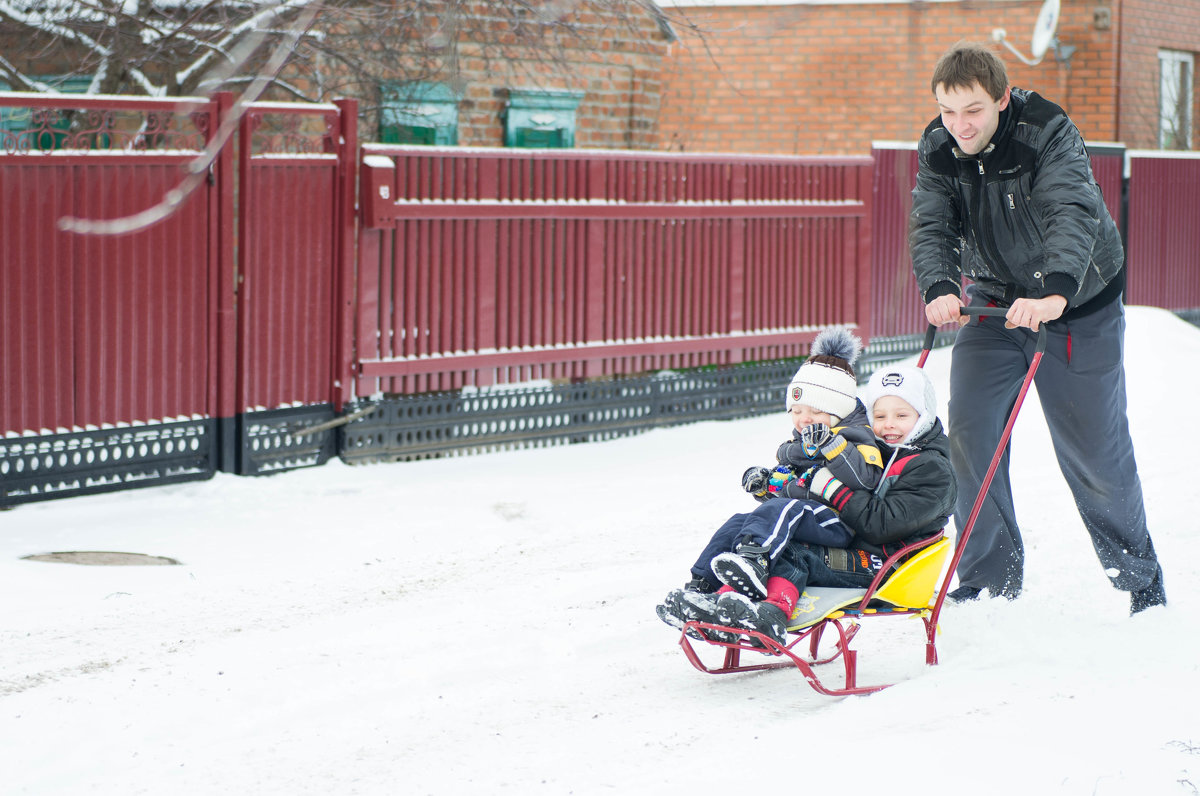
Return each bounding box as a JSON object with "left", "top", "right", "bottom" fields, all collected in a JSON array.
[{"left": 677, "top": 307, "right": 1047, "bottom": 696}]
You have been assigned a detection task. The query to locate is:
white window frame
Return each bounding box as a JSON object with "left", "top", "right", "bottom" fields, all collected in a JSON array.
[{"left": 1159, "top": 49, "right": 1194, "bottom": 150}]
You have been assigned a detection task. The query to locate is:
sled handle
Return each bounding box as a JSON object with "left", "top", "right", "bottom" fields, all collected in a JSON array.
[
  {"left": 929, "top": 305, "right": 1047, "bottom": 621},
  {"left": 917, "top": 305, "right": 1048, "bottom": 367}
]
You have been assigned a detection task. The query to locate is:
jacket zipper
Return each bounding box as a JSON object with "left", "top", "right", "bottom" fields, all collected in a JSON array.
[{"left": 968, "top": 156, "right": 1020, "bottom": 292}]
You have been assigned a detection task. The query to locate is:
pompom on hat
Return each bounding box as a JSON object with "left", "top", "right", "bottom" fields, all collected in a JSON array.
[
  {"left": 862, "top": 364, "right": 938, "bottom": 445},
  {"left": 785, "top": 328, "right": 863, "bottom": 420}
]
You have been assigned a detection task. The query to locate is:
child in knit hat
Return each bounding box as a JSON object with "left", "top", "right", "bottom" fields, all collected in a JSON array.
[
  {"left": 709, "top": 363, "right": 956, "bottom": 645},
  {"left": 657, "top": 328, "right": 884, "bottom": 639}
]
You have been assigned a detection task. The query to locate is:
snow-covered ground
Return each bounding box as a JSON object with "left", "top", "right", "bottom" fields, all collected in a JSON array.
[{"left": 2, "top": 306, "right": 1198, "bottom": 795}]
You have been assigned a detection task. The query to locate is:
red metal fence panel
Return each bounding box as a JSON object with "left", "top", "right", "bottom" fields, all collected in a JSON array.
[
  {"left": 1125, "top": 152, "right": 1200, "bottom": 311},
  {"left": 869, "top": 144, "right": 923, "bottom": 339},
  {"left": 1, "top": 161, "right": 74, "bottom": 433},
  {"left": 72, "top": 159, "right": 214, "bottom": 427},
  {"left": 1, "top": 96, "right": 223, "bottom": 434},
  {"left": 356, "top": 148, "right": 874, "bottom": 396},
  {"left": 236, "top": 103, "right": 349, "bottom": 413}
]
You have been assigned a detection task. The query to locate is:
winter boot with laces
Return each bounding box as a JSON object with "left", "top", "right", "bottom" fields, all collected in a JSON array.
[
  {"left": 716, "top": 592, "right": 788, "bottom": 647},
  {"left": 656, "top": 587, "right": 736, "bottom": 642},
  {"left": 711, "top": 540, "right": 771, "bottom": 600}
]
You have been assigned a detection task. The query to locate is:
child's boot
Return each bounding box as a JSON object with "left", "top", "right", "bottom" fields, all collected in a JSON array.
[
  {"left": 710, "top": 540, "right": 770, "bottom": 599},
  {"left": 714, "top": 591, "right": 757, "bottom": 635},
  {"left": 657, "top": 587, "right": 736, "bottom": 643},
  {"left": 750, "top": 577, "right": 799, "bottom": 645},
  {"left": 715, "top": 578, "right": 794, "bottom": 646}
]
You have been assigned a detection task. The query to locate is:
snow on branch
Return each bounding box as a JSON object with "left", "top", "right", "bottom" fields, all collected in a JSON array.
[{"left": 56, "top": 0, "right": 322, "bottom": 235}]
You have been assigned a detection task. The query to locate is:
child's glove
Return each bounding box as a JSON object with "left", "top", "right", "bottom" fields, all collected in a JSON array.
[
  {"left": 808, "top": 466, "right": 849, "bottom": 508},
  {"left": 800, "top": 423, "right": 833, "bottom": 457},
  {"left": 766, "top": 465, "right": 797, "bottom": 496},
  {"left": 742, "top": 466, "right": 772, "bottom": 498}
]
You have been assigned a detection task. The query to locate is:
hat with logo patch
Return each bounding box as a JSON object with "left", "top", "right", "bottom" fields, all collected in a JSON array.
[
  {"left": 785, "top": 328, "right": 862, "bottom": 421},
  {"left": 862, "top": 365, "right": 937, "bottom": 444}
]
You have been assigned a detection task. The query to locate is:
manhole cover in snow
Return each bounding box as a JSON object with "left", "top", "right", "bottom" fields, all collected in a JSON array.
[{"left": 21, "top": 551, "right": 181, "bottom": 566}]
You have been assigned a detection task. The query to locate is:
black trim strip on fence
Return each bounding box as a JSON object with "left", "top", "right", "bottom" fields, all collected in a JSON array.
[
  {"left": 0, "top": 419, "right": 216, "bottom": 508},
  {"left": 340, "top": 359, "right": 801, "bottom": 464},
  {"left": 237, "top": 405, "right": 339, "bottom": 476}
]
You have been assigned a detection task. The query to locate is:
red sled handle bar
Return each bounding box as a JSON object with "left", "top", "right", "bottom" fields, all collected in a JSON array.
[{"left": 919, "top": 306, "right": 1048, "bottom": 623}]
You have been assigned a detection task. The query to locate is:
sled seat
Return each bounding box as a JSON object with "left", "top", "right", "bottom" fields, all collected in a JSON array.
[{"left": 787, "top": 532, "right": 953, "bottom": 631}]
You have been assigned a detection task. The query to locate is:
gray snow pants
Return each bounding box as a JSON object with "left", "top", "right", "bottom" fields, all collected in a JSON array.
[{"left": 949, "top": 294, "right": 1162, "bottom": 597}]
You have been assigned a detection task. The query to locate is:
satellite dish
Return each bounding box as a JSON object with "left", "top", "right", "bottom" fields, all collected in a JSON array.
[
  {"left": 1030, "top": 0, "right": 1061, "bottom": 60},
  {"left": 991, "top": 0, "right": 1064, "bottom": 66}
]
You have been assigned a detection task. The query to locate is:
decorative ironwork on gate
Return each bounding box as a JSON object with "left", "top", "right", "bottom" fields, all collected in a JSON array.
[
  {"left": 244, "top": 103, "right": 340, "bottom": 155},
  {"left": 0, "top": 94, "right": 211, "bottom": 154}
]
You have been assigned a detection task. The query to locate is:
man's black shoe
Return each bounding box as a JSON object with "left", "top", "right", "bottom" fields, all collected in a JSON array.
[
  {"left": 1130, "top": 569, "right": 1167, "bottom": 615},
  {"left": 947, "top": 585, "right": 982, "bottom": 603}
]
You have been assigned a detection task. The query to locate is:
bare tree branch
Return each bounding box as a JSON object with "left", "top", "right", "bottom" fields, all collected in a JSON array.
[{"left": 56, "top": 0, "right": 322, "bottom": 235}]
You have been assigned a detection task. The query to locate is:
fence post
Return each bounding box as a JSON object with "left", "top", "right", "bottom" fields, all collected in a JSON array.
[
  {"left": 334, "top": 97, "right": 358, "bottom": 411},
  {"left": 727, "top": 161, "right": 747, "bottom": 363},
  {"left": 211, "top": 90, "right": 238, "bottom": 473},
  {"left": 583, "top": 158, "right": 608, "bottom": 377},
  {"left": 476, "top": 155, "right": 499, "bottom": 386},
  {"left": 855, "top": 158, "right": 874, "bottom": 343}
]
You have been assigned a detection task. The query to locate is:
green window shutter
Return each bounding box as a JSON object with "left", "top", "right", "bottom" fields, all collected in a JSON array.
[
  {"left": 379, "top": 82, "right": 458, "bottom": 146},
  {"left": 380, "top": 125, "right": 438, "bottom": 145},
  {"left": 504, "top": 89, "right": 584, "bottom": 149},
  {"left": 514, "top": 127, "right": 564, "bottom": 149}
]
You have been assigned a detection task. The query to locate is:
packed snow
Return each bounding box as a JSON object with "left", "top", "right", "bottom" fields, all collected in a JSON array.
[{"left": 2, "top": 305, "right": 1197, "bottom": 795}]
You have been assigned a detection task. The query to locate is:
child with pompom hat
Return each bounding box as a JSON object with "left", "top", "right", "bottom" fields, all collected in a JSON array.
[{"left": 657, "top": 327, "right": 883, "bottom": 642}]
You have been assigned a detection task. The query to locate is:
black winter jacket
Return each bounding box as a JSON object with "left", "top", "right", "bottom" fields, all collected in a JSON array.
[
  {"left": 910, "top": 89, "right": 1125, "bottom": 318},
  {"left": 836, "top": 418, "right": 956, "bottom": 561}
]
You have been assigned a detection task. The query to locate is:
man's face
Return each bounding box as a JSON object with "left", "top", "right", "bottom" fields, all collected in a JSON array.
[{"left": 935, "top": 81, "right": 1011, "bottom": 155}]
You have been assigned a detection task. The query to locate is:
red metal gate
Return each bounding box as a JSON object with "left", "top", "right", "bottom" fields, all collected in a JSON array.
[
  {"left": 1, "top": 94, "right": 232, "bottom": 503},
  {"left": 0, "top": 93, "right": 357, "bottom": 502},
  {"left": 229, "top": 100, "right": 357, "bottom": 474}
]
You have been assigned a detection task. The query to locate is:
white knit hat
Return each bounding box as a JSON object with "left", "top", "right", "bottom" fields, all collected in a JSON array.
[
  {"left": 785, "top": 328, "right": 862, "bottom": 421},
  {"left": 862, "top": 365, "right": 937, "bottom": 444}
]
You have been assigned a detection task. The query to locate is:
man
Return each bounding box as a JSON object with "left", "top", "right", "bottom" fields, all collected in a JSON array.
[{"left": 909, "top": 42, "right": 1166, "bottom": 614}]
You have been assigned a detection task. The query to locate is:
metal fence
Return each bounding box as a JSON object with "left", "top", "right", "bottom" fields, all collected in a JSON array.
[
  {"left": 355, "top": 147, "right": 873, "bottom": 395},
  {"left": 1, "top": 93, "right": 231, "bottom": 504},
  {"left": 4, "top": 91, "right": 1200, "bottom": 506}
]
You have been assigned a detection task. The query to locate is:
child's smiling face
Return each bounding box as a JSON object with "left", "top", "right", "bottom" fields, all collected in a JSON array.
[
  {"left": 789, "top": 404, "right": 836, "bottom": 434},
  {"left": 872, "top": 395, "right": 919, "bottom": 444}
]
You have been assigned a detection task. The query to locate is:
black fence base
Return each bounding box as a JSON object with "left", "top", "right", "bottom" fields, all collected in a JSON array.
[
  {"left": 339, "top": 359, "right": 802, "bottom": 464},
  {"left": 0, "top": 419, "right": 216, "bottom": 508},
  {"left": 234, "top": 404, "right": 338, "bottom": 475}
]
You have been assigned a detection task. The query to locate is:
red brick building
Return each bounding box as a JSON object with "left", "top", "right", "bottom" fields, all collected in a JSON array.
[
  {"left": 285, "top": 0, "right": 675, "bottom": 150},
  {"left": 654, "top": 0, "right": 1198, "bottom": 155}
]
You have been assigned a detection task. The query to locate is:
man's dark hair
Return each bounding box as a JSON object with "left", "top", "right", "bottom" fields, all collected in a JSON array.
[{"left": 931, "top": 42, "right": 1009, "bottom": 100}]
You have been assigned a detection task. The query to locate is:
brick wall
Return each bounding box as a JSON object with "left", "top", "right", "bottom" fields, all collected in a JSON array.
[
  {"left": 655, "top": 0, "right": 1195, "bottom": 155},
  {"left": 1117, "top": 0, "right": 1200, "bottom": 149},
  {"left": 310, "top": 0, "right": 672, "bottom": 149}
]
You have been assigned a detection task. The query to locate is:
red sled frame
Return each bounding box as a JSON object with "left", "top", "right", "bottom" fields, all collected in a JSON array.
[{"left": 678, "top": 307, "right": 1048, "bottom": 696}]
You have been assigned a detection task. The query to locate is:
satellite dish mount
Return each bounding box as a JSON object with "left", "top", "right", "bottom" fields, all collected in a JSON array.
[{"left": 991, "top": 0, "right": 1073, "bottom": 66}]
